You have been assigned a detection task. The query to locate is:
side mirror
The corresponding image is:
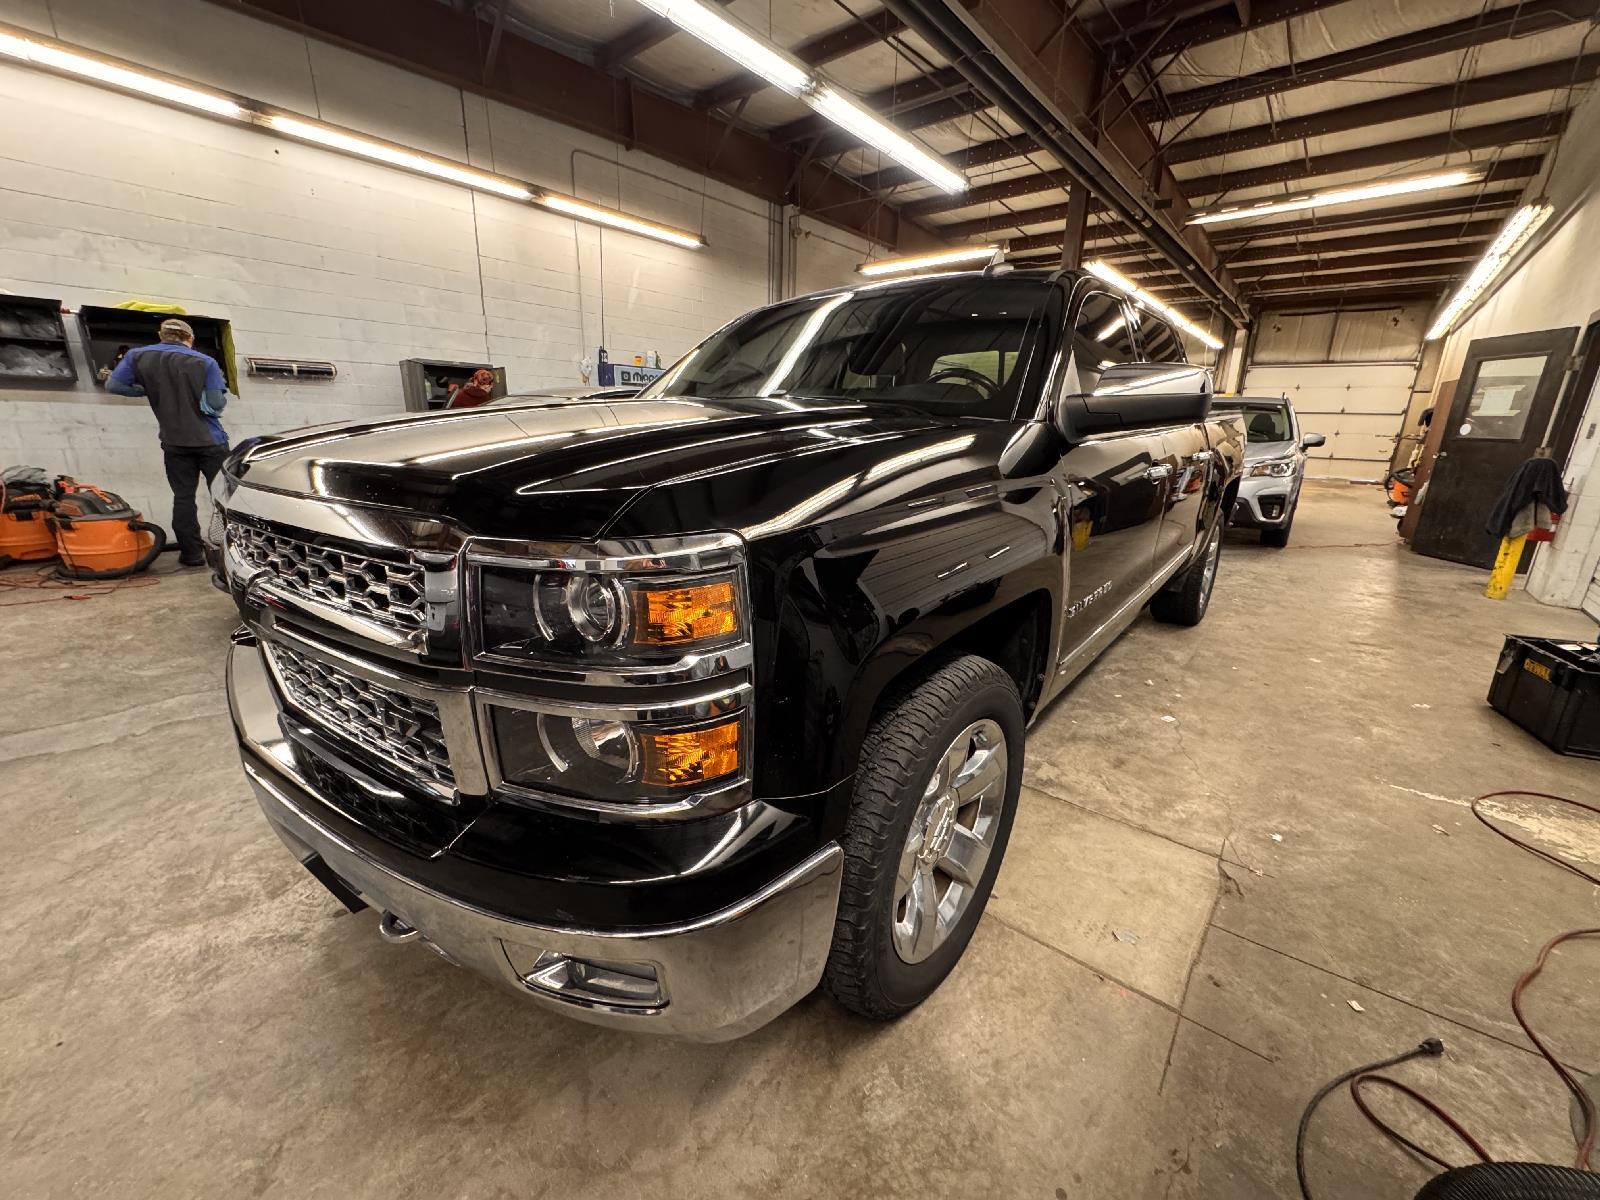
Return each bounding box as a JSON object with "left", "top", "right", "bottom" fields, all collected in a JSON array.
[
  {"left": 1055, "top": 362, "right": 1212, "bottom": 439},
  {"left": 1301, "top": 432, "right": 1327, "bottom": 449}
]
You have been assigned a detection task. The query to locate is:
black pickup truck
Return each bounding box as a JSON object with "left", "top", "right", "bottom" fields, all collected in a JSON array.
[{"left": 217, "top": 268, "right": 1243, "bottom": 1039}]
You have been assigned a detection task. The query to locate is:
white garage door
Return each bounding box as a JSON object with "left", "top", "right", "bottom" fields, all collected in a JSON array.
[{"left": 1240, "top": 362, "right": 1416, "bottom": 481}]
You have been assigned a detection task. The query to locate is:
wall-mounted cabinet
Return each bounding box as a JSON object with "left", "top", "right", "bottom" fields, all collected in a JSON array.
[
  {"left": 0, "top": 296, "right": 76, "bottom": 385},
  {"left": 399, "top": 359, "right": 506, "bottom": 411},
  {"left": 76, "top": 306, "right": 237, "bottom": 392}
]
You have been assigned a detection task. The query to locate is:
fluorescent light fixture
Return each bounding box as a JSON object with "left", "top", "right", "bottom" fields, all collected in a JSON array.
[
  {"left": 809, "top": 85, "right": 967, "bottom": 195},
  {"left": 1188, "top": 170, "right": 1482, "bottom": 227},
  {"left": 633, "top": 0, "right": 809, "bottom": 95},
  {"left": 1424, "top": 202, "right": 1552, "bottom": 341},
  {"left": 1085, "top": 259, "right": 1226, "bottom": 351},
  {"left": 263, "top": 114, "right": 533, "bottom": 200},
  {"left": 0, "top": 21, "right": 704, "bottom": 250},
  {"left": 858, "top": 245, "right": 999, "bottom": 276},
  {"left": 0, "top": 24, "right": 244, "bottom": 118},
  {"left": 535, "top": 193, "right": 705, "bottom": 249}
]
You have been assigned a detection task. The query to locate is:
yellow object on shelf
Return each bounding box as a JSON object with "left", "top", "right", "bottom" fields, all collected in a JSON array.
[{"left": 1485, "top": 534, "right": 1527, "bottom": 600}]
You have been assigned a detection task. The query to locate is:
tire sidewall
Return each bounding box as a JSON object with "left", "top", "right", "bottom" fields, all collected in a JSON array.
[{"left": 867, "top": 672, "right": 1024, "bottom": 1011}]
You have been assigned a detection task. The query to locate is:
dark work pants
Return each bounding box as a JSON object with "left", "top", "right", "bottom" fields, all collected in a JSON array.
[{"left": 163, "top": 443, "right": 228, "bottom": 561}]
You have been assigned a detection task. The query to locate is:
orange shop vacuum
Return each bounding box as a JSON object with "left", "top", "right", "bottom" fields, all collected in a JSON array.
[
  {"left": 45, "top": 479, "right": 166, "bottom": 579},
  {"left": 0, "top": 467, "right": 59, "bottom": 566}
]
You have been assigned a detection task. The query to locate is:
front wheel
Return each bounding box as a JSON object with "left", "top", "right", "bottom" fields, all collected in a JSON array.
[
  {"left": 824, "top": 655, "right": 1023, "bottom": 1020},
  {"left": 1151, "top": 517, "right": 1222, "bottom": 626}
]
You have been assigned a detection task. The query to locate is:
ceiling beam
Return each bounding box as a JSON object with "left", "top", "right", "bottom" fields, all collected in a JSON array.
[
  {"left": 592, "top": 0, "right": 735, "bottom": 72},
  {"left": 1205, "top": 194, "right": 1518, "bottom": 245},
  {"left": 1219, "top": 220, "right": 1504, "bottom": 263},
  {"left": 1106, "top": 0, "right": 1354, "bottom": 63},
  {"left": 1147, "top": 0, "right": 1599, "bottom": 119},
  {"left": 1231, "top": 243, "right": 1486, "bottom": 281},
  {"left": 770, "top": 66, "right": 973, "bottom": 143},
  {"left": 902, "top": 169, "right": 1075, "bottom": 218},
  {"left": 1165, "top": 54, "right": 1600, "bottom": 164},
  {"left": 1181, "top": 125, "right": 1558, "bottom": 198},
  {"left": 884, "top": 0, "right": 1248, "bottom": 323},
  {"left": 1250, "top": 286, "right": 1451, "bottom": 310},
  {"left": 1243, "top": 268, "right": 1465, "bottom": 295},
  {"left": 695, "top": 7, "right": 905, "bottom": 110},
  {"left": 200, "top": 0, "right": 938, "bottom": 250}
]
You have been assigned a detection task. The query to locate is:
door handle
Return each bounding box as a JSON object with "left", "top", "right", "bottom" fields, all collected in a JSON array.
[
  {"left": 1190, "top": 450, "right": 1213, "bottom": 462},
  {"left": 1145, "top": 464, "right": 1174, "bottom": 481}
]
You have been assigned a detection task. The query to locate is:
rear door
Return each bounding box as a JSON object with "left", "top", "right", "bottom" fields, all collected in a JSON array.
[
  {"left": 1133, "top": 314, "right": 1211, "bottom": 567},
  {"left": 1412, "top": 328, "right": 1579, "bottom": 568},
  {"left": 1053, "top": 289, "right": 1172, "bottom": 665}
]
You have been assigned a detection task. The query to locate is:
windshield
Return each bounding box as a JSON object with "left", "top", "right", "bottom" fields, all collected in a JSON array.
[
  {"left": 640, "top": 277, "right": 1057, "bottom": 420},
  {"left": 1220, "top": 403, "right": 1293, "bottom": 443}
]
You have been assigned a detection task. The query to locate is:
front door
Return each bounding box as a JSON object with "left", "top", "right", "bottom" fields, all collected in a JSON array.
[
  {"left": 1053, "top": 289, "right": 1170, "bottom": 668},
  {"left": 1412, "top": 327, "right": 1578, "bottom": 568}
]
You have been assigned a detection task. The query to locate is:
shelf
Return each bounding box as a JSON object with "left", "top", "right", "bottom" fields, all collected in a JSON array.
[{"left": 0, "top": 334, "right": 69, "bottom": 348}]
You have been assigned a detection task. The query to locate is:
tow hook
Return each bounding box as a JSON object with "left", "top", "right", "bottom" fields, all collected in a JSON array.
[{"left": 377, "top": 911, "right": 422, "bottom": 943}]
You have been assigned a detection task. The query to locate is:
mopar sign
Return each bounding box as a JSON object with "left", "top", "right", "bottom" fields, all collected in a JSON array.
[{"left": 598, "top": 362, "right": 666, "bottom": 388}]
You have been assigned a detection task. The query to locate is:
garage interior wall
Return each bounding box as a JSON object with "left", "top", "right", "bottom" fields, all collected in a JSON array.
[
  {"left": 1425, "top": 78, "right": 1600, "bottom": 614},
  {"left": 1240, "top": 303, "right": 1428, "bottom": 481},
  {"left": 0, "top": 0, "right": 876, "bottom": 521}
]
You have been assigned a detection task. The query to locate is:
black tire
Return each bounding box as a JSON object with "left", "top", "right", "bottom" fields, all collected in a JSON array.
[
  {"left": 1260, "top": 522, "right": 1291, "bottom": 548},
  {"left": 823, "top": 655, "right": 1024, "bottom": 1020},
  {"left": 1151, "top": 517, "right": 1223, "bottom": 626}
]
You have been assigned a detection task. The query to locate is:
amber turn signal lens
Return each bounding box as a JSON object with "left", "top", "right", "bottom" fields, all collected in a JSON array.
[
  {"left": 639, "top": 717, "right": 741, "bottom": 788},
  {"left": 632, "top": 579, "right": 738, "bottom": 645}
]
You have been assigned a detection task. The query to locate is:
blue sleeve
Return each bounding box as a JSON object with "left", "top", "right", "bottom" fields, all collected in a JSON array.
[
  {"left": 108, "top": 351, "right": 144, "bottom": 394},
  {"left": 200, "top": 388, "right": 229, "bottom": 416},
  {"left": 205, "top": 357, "right": 227, "bottom": 393}
]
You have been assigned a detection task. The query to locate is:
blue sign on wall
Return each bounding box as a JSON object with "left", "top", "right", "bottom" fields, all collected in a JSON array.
[{"left": 598, "top": 362, "right": 666, "bottom": 388}]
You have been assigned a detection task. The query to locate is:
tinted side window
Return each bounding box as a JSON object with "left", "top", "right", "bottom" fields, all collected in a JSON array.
[
  {"left": 1071, "top": 291, "right": 1137, "bottom": 391},
  {"left": 1137, "top": 316, "right": 1184, "bottom": 364}
]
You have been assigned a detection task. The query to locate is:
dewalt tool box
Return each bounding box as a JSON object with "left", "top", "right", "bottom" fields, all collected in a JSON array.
[{"left": 1488, "top": 634, "right": 1600, "bottom": 759}]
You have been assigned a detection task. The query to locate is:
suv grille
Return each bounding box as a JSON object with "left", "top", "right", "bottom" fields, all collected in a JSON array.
[
  {"left": 266, "top": 642, "right": 454, "bottom": 785},
  {"left": 231, "top": 524, "right": 427, "bottom": 632}
]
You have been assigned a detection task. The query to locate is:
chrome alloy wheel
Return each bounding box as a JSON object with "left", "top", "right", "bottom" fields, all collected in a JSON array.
[{"left": 892, "top": 719, "right": 1008, "bottom": 964}]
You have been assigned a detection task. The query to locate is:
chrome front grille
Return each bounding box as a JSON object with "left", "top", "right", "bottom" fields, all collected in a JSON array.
[
  {"left": 230, "top": 523, "right": 427, "bottom": 632},
  {"left": 266, "top": 642, "right": 454, "bottom": 786}
]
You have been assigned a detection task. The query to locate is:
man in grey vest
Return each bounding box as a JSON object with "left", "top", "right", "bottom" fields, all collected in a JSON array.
[{"left": 107, "top": 318, "right": 232, "bottom": 566}]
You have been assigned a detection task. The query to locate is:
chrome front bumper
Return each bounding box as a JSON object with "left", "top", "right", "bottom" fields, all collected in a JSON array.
[{"left": 228, "top": 638, "right": 843, "bottom": 1041}]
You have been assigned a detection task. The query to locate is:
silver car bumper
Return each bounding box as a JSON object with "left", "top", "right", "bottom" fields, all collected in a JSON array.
[
  {"left": 1232, "top": 474, "right": 1298, "bottom": 529},
  {"left": 228, "top": 639, "right": 844, "bottom": 1041}
]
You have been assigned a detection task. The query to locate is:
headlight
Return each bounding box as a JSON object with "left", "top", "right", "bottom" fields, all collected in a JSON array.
[
  {"left": 474, "top": 535, "right": 747, "bottom": 666},
  {"left": 488, "top": 701, "right": 748, "bottom": 807},
  {"left": 1247, "top": 457, "right": 1296, "bottom": 478}
]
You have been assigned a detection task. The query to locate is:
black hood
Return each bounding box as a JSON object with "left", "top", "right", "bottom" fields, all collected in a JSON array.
[{"left": 232, "top": 395, "right": 966, "bottom": 540}]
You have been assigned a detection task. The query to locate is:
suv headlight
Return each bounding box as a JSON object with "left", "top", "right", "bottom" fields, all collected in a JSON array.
[
  {"left": 1247, "top": 457, "right": 1296, "bottom": 478},
  {"left": 470, "top": 533, "right": 753, "bottom": 812}
]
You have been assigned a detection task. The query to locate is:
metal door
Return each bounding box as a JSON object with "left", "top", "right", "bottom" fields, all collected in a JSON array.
[{"left": 1412, "top": 328, "right": 1578, "bottom": 568}]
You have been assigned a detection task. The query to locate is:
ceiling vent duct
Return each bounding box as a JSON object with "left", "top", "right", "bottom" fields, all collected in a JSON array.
[{"left": 246, "top": 357, "right": 337, "bottom": 380}]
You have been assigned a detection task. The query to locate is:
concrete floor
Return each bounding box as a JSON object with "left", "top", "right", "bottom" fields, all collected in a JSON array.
[{"left": 3, "top": 482, "right": 1598, "bottom": 1199}]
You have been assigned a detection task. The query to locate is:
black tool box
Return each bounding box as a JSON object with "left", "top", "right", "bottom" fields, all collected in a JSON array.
[{"left": 1488, "top": 635, "right": 1600, "bottom": 759}]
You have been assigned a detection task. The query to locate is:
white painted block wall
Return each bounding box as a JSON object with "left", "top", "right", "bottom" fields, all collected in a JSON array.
[{"left": 0, "top": 0, "right": 812, "bottom": 524}]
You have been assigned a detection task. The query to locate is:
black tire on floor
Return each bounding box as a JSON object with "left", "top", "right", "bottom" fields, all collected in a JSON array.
[
  {"left": 1151, "top": 518, "right": 1223, "bottom": 626},
  {"left": 823, "top": 655, "right": 1023, "bottom": 1021},
  {"left": 1261, "top": 522, "right": 1291, "bottom": 547}
]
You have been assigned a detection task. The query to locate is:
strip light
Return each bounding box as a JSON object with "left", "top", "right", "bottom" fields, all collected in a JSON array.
[
  {"left": 0, "top": 26, "right": 244, "bottom": 117},
  {"left": 0, "top": 21, "right": 705, "bottom": 250},
  {"left": 264, "top": 115, "right": 534, "bottom": 200},
  {"left": 629, "top": 1, "right": 967, "bottom": 195},
  {"left": 1085, "top": 260, "right": 1226, "bottom": 351},
  {"left": 858, "top": 245, "right": 1000, "bottom": 276},
  {"left": 536, "top": 193, "right": 706, "bottom": 249},
  {"left": 634, "top": 0, "right": 809, "bottom": 95},
  {"left": 1424, "top": 202, "right": 1552, "bottom": 341},
  {"left": 1187, "top": 170, "right": 1482, "bottom": 227}
]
